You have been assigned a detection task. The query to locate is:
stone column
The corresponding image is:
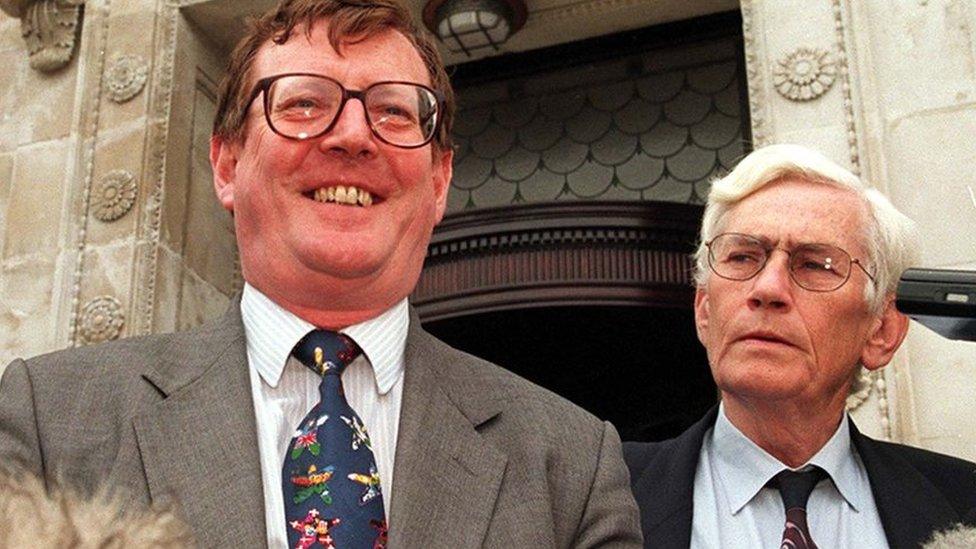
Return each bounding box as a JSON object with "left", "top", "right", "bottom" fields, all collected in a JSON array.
[
  {"left": 742, "top": 0, "right": 976, "bottom": 461},
  {"left": 0, "top": 0, "right": 238, "bottom": 367},
  {"left": 0, "top": 0, "right": 90, "bottom": 363},
  {"left": 845, "top": 0, "right": 976, "bottom": 460}
]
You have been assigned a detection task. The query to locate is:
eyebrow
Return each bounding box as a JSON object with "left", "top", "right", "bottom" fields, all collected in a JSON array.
[{"left": 735, "top": 233, "right": 841, "bottom": 250}]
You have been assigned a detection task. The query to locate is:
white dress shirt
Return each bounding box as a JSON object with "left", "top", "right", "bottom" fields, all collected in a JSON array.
[
  {"left": 690, "top": 403, "right": 889, "bottom": 549},
  {"left": 241, "top": 283, "right": 407, "bottom": 549}
]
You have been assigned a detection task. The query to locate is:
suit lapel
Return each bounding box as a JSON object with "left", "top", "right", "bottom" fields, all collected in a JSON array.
[
  {"left": 132, "top": 305, "right": 266, "bottom": 547},
  {"left": 388, "top": 320, "right": 507, "bottom": 549},
  {"left": 851, "top": 423, "right": 961, "bottom": 548},
  {"left": 634, "top": 410, "right": 965, "bottom": 548},
  {"left": 632, "top": 406, "right": 718, "bottom": 549}
]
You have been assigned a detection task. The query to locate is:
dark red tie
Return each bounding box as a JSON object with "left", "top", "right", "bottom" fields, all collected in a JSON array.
[{"left": 772, "top": 467, "right": 826, "bottom": 549}]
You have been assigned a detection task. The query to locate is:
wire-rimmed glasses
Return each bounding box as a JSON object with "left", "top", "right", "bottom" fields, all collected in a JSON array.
[{"left": 705, "top": 232, "right": 875, "bottom": 292}]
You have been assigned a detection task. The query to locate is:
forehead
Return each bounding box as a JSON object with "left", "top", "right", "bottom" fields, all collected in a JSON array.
[
  {"left": 251, "top": 19, "right": 430, "bottom": 87},
  {"left": 722, "top": 178, "right": 869, "bottom": 251}
]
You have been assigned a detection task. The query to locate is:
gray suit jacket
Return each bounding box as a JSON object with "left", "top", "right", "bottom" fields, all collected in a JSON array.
[{"left": 0, "top": 303, "right": 641, "bottom": 548}]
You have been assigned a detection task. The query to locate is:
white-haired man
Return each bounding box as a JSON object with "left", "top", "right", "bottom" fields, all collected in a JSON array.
[{"left": 624, "top": 144, "right": 976, "bottom": 548}]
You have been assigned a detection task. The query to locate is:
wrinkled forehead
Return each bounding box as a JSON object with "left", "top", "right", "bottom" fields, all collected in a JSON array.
[
  {"left": 250, "top": 19, "right": 431, "bottom": 88},
  {"left": 718, "top": 179, "right": 872, "bottom": 252}
]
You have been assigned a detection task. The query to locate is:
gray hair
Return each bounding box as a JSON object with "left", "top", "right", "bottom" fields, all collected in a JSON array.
[{"left": 693, "top": 144, "right": 920, "bottom": 314}]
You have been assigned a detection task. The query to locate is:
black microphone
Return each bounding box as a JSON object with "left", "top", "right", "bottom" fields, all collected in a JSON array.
[{"left": 896, "top": 268, "right": 976, "bottom": 342}]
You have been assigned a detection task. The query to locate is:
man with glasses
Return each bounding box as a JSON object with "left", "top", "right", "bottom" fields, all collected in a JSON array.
[
  {"left": 0, "top": 0, "right": 641, "bottom": 547},
  {"left": 624, "top": 144, "right": 976, "bottom": 548}
]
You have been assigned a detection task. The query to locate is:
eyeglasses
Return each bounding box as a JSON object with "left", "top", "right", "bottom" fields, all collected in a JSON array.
[
  {"left": 705, "top": 232, "right": 875, "bottom": 292},
  {"left": 246, "top": 73, "right": 444, "bottom": 149}
]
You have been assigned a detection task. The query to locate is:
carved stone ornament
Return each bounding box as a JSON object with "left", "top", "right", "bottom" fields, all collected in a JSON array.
[
  {"left": 773, "top": 46, "right": 837, "bottom": 101},
  {"left": 105, "top": 53, "right": 149, "bottom": 103},
  {"left": 0, "top": 0, "right": 85, "bottom": 72},
  {"left": 846, "top": 367, "right": 874, "bottom": 411},
  {"left": 92, "top": 169, "right": 137, "bottom": 221},
  {"left": 79, "top": 296, "right": 124, "bottom": 344}
]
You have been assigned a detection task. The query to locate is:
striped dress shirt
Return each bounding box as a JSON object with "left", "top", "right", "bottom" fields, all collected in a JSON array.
[{"left": 240, "top": 283, "right": 407, "bottom": 549}]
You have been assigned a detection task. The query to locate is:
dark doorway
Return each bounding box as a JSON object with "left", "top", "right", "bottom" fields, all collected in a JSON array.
[
  {"left": 418, "top": 11, "right": 745, "bottom": 444},
  {"left": 423, "top": 304, "right": 716, "bottom": 442}
]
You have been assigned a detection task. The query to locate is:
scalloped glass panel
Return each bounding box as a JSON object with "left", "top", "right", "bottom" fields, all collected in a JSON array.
[{"left": 449, "top": 36, "right": 748, "bottom": 212}]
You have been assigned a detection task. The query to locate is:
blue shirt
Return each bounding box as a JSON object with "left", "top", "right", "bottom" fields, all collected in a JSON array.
[{"left": 690, "top": 404, "right": 889, "bottom": 548}]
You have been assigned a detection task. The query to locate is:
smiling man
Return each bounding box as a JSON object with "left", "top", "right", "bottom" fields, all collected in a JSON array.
[
  {"left": 0, "top": 1, "right": 641, "bottom": 547},
  {"left": 624, "top": 144, "right": 976, "bottom": 548}
]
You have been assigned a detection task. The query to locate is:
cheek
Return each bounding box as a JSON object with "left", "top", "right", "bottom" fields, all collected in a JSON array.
[
  {"left": 702, "top": 294, "right": 734, "bottom": 347},
  {"left": 243, "top": 131, "right": 312, "bottom": 176},
  {"left": 238, "top": 149, "right": 314, "bottom": 207},
  {"left": 393, "top": 157, "right": 440, "bottom": 212},
  {"left": 396, "top": 155, "right": 435, "bottom": 186},
  {"left": 812, "top": 316, "right": 868, "bottom": 367},
  {"left": 800, "top": 298, "right": 867, "bottom": 351},
  {"left": 399, "top": 191, "right": 439, "bottom": 243}
]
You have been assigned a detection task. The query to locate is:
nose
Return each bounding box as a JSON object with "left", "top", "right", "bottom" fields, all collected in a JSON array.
[
  {"left": 746, "top": 250, "right": 793, "bottom": 311},
  {"left": 316, "top": 97, "right": 378, "bottom": 159}
]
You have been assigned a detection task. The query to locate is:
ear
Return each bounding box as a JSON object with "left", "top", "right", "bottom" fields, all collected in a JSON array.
[
  {"left": 860, "top": 297, "right": 910, "bottom": 371},
  {"left": 431, "top": 146, "right": 453, "bottom": 224},
  {"left": 693, "top": 285, "right": 710, "bottom": 346},
  {"left": 210, "top": 135, "right": 240, "bottom": 212}
]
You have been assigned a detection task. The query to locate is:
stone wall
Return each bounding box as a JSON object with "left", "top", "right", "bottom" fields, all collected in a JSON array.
[
  {"left": 0, "top": 0, "right": 239, "bottom": 367},
  {"left": 741, "top": 0, "right": 976, "bottom": 460},
  {"left": 848, "top": 0, "right": 976, "bottom": 460},
  {"left": 0, "top": 0, "right": 973, "bottom": 461},
  {"left": 0, "top": 6, "right": 81, "bottom": 364}
]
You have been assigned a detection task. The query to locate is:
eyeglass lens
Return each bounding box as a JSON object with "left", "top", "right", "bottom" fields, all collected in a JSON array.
[
  {"left": 266, "top": 75, "right": 439, "bottom": 147},
  {"left": 708, "top": 233, "right": 852, "bottom": 291}
]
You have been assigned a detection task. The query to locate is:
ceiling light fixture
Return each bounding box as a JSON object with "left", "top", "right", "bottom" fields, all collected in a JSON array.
[{"left": 423, "top": 0, "right": 527, "bottom": 57}]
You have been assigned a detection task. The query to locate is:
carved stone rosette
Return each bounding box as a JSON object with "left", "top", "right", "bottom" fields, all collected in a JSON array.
[
  {"left": 0, "top": 0, "right": 85, "bottom": 72},
  {"left": 92, "top": 169, "right": 137, "bottom": 221},
  {"left": 105, "top": 53, "right": 149, "bottom": 103},
  {"left": 773, "top": 46, "right": 837, "bottom": 101},
  {"left": 78, "top": 296, "right": 124, "bottom": 344}
]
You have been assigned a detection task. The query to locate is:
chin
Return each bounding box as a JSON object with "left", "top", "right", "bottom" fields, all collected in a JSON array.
[
  {"left": 292, "top": 236, "right": 390, "bottom": 273},
  {"left": 723, "top": 382, "right": 808, "bottom": 403},
  {"left": 715, "top": 362, "right": 810, "bottom": 402},
  {"left": 301, "top": 255, "right": 386, "bottom": 281}
]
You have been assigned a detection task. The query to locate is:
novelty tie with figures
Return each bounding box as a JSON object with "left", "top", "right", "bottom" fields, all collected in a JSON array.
[{"left": 283, "top": 330, "right": 387, "bottom": 549}]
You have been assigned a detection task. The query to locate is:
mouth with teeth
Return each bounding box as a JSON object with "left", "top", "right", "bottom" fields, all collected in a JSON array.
[{"left": 308, "top": 185, "right": 375, "bottom": 207}]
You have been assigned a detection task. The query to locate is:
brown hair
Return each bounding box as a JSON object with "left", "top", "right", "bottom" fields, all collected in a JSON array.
[{"left": 212, "top": 0, "right": 455, "bottom": 149}]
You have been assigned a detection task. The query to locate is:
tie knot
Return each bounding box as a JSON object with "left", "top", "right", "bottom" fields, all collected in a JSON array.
[
  {"left": 772, "top": 466, "right": 826, "bottom": 510},
  {"left": 292, "top": 329, "right": 361, "bottom": 376}
]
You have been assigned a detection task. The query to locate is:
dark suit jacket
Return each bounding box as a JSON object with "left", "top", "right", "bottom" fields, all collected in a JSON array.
[
  {"left": 624, "top": 407, "right": 976, "bottom": 548},
  {"left": 0, "top": 302, "right": 641, "bottom": 547}
]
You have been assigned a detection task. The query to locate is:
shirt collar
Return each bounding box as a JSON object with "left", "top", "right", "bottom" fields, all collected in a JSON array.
[
  {"left": 240, "top": 283, "right": 407, "bottom": 394},
  {"left": 712, "top": 402, "right": 863, "bottom": 514},
  {"left": 806, "top": 412, "right": 863, "bottom": 511}
]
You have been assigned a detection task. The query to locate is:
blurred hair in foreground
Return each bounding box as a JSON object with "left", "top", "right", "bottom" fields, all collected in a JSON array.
[
  {"left": 0, "top": 469, "right": 195, "bottom": 548},
  {"left": 924, "top": 523, "right": 976, "bottom": 549}
]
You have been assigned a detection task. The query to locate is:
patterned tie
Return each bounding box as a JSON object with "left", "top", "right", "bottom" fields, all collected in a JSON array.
[
  {"left": 282, "top": 330, "right": 387, "bottom": 549},
  {"left": 772, "top": 467, "right": 826, "bottom": 549}
]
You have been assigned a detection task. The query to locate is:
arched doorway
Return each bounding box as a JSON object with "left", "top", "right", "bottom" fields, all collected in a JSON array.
[
  {"left": 424, "top": 304, "right": 715, "bottom": 441},
  {"left": 412, "top": 200, "right": 718, "bottom": 441},
  {"left": 412, "top": 14, "right": 747, "bottom": 441}
]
